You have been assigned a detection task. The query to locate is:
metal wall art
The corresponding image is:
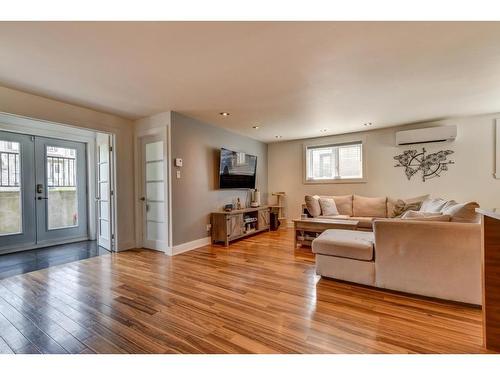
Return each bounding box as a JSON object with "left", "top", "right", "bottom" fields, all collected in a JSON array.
[{"left": 394, "top": 147, "right": 454, "bottom": 182}]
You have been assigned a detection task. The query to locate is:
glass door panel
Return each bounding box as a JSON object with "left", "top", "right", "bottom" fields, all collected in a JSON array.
[
  {"left": 0, "top": 131, "right": 36, "bottom": 253},
  {"left": 46, "top": 146, "right": 79, "bottom": 229},
  {"left": 0, "top": 140, "right": 21, "bottom": 235}
]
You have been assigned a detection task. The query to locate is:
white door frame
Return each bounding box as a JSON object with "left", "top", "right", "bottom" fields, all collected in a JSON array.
[
  {"left": 134, "top": 124, "right": 171, "bottom": 254},
  {"left": 0, "top": 111, "right": 118, "bottom": 252}
]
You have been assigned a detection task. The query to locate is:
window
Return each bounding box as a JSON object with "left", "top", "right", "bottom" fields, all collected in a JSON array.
[{"left": 305, "top": 141, "right": 363, "bottom": 182}]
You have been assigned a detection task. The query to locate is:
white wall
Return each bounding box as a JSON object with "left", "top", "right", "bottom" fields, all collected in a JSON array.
[
  {"left": 268, "top": 113, "right": 500, "bottom": 221},
  {"left": 169, "top": 112, "right": 268, "bottom": 247},
  {"left": 0, "top": 86, "right": 136, "bottom": 250}
]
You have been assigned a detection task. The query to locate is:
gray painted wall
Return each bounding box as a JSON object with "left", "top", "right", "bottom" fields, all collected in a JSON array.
[{"left": 171, "top": 112, "right": 268, "bottom": 246}]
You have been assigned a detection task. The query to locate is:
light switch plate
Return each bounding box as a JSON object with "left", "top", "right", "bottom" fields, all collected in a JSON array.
[
  {"left": 175, "top": 158, "right": 183, "bottom": 167},
  {"left": 176, "top": 170, "right": 181, "bottom": 179}
]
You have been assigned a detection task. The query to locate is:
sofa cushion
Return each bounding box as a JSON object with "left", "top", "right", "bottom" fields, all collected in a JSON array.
[
  {"left": 305, "top": 195, "right": 321, "bottom": 217},
  {"left": 388, "top": 194, "right": 429, "bottom": 217},
  {"left": 319, "top": 197, "right": 339, "bottom": 216},
  {"left": 420, "top": 197, "right": 448, "bottom": 213},
  {"left": 441, "top": 200, "right": 480, "bottom": 223},
  {"left": 326, "top": 195, "right": 353, "bottom": 216},
  {"left": 401, "top": 210, "right": 451, "bottom": 222},
  {"left": 353, "top": 195, "right": 387, "bottom": 218},
  {"left": 312, "top": 229, "right": 374, "bottom": 261}
]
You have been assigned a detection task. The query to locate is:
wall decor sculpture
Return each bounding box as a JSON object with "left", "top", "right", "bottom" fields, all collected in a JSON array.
[{"left": 394, "top": 147, "right": 454, "bottom": 182}]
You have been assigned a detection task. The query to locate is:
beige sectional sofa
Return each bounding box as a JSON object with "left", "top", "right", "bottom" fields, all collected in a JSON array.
[
  {"left": 305, "top": 194, "right": 391, "bottom": 230},
  {"left": 307, "top": 194, "right": 482, "bottom": 304}
]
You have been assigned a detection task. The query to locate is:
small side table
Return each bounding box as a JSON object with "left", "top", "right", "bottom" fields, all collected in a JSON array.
[{"left": 293, "top": 218, "right": 359, "bottom": 248}]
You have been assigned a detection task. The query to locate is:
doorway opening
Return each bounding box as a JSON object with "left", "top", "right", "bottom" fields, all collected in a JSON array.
[{"left": 0, "top": 122, "right": 116, "bottom": 255}]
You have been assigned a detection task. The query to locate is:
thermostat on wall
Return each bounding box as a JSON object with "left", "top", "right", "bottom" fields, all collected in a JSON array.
[{"left": 175, "top": 158, "right": 183, "bottom": 167}]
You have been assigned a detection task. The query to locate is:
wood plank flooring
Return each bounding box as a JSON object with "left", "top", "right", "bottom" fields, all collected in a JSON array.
[{"left": 0, "top": 228, "right": 488, "bottom": 354}]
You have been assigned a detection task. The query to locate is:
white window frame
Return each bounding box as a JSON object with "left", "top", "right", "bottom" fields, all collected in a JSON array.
[{"left": 303, "top": 141, "right": 366, "bottom": 184}]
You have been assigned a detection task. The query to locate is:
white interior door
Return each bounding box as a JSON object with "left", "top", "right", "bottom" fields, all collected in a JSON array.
[
  {"left": 96, "top": 133, "right": 113, "bottom": 250},
  {"left": 141, "top": 135, "right": 167, "bottom": 251}
]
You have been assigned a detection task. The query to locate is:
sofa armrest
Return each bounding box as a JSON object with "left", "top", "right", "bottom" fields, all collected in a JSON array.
[{"left": 373, "top": 219, "right": 481, "bottom": 304}]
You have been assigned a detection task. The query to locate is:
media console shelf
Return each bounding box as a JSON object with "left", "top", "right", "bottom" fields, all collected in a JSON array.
[{"left": 211, "top": 206, "right": 270, "bottom": 247}]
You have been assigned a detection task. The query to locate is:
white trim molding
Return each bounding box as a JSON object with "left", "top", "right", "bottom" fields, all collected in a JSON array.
[
  {"left": 495, "top": 119, "right": 500, "bottom": 179},
  {"left": 172, "top": 236, "right": 211, "bottom": 256}
]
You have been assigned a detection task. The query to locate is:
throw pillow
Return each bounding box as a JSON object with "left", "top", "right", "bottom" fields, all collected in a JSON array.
[
  {"left": 319, "top": 198, "right": 339, "bottom": 216},
  {"left": 419, "top": 197, "right": 448, "bottom": 213},
  {"left": 441, "top": 200, "right": 480, "bottom": 223},
  {"left": 328, "top": 195, "right": 353, "bottom": 216},
  {"left": 401, "top": 210, "right": 451, "bottom": 222},
  {"left": 305, "top": 195, "right": 321, "bottom": 217},
  {"left": 390, "top": 194, "right": 429, "bottom": 217}
]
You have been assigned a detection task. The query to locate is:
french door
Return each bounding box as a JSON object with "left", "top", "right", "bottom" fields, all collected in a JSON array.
[
  {"left": 0, "top": 131, "right": 88, "bottom": 253},
  {"left": 96, "top": 133, "right": 113, "bottom": 250}
]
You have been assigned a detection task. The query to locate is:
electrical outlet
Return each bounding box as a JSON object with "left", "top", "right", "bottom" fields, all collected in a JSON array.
[{"left": 206, "top": 223, "right": 212, "bottom": 232}]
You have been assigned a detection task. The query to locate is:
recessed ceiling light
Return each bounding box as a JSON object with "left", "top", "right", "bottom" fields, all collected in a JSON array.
[
  {"left": 219, "top": 112, "right": 230, "bottom": 117},
  {"left": 252, "top": 125, "right": 260, "bottom": 129},
  {"left": 363, "top": 122, "right": 373, "bottom": 126},
  {"left": 320, "top": 128, "right": 328, "bottom": 133},
  {"left": 275, "top": 135, "right": 282, "bottom": 139}
]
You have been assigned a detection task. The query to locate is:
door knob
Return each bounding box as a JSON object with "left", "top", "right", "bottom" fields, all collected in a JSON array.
[{"left": 140, "top": 197, "right": 146, "bottom": 201}]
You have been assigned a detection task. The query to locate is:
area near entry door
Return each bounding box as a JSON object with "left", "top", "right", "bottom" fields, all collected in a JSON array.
[
  {"left": 140, "top": 135, "right": 167, "bottom": 251},
  {"left": 0, "top": 130, "right": 88, "bottom": 253}
]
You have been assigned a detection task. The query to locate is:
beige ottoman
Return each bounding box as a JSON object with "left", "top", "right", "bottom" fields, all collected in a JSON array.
[{"left": 312, "top": 229, "right": 375, "bottom": 286}]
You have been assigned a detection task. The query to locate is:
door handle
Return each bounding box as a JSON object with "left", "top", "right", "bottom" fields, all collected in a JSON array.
[{"left": 37, "top": 197, "right": 48, "bottom": 200}]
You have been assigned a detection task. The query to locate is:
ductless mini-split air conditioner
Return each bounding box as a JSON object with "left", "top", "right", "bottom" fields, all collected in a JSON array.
[{"left": 395, "top": 125, "right": 457, "bottom": 146}]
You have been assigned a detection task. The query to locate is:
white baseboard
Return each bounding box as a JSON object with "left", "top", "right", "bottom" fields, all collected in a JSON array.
[{"left": 172, "top": 236, "right": 211, "bottom": 255}]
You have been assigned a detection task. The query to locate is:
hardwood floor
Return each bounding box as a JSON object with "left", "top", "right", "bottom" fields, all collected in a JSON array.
[{"left": 0, "top": 228, "right": 487, "bottom": 354}]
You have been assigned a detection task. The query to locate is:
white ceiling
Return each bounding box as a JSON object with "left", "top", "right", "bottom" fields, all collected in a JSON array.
[{"left": 1, "top": 22, "right": 500, "bottom": 142}]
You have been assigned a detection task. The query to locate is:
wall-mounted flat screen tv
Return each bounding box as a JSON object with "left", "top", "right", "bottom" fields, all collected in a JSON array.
[{"left": 219, "top": 148, "right": 257, "bottom": 189}]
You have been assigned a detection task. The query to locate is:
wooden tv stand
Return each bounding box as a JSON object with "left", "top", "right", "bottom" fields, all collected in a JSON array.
[{"left": 211, "top": 206, "right": 270, "bottom": 246}]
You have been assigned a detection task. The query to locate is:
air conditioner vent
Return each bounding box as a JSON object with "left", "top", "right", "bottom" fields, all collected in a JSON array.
[{"left": 396, "top": 125, "right": 457, "bottom": 146}]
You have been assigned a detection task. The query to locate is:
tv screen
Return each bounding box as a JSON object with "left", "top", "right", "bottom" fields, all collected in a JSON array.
[{"left": 219, "top": 148, "right": 257, "bottom": 189}]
